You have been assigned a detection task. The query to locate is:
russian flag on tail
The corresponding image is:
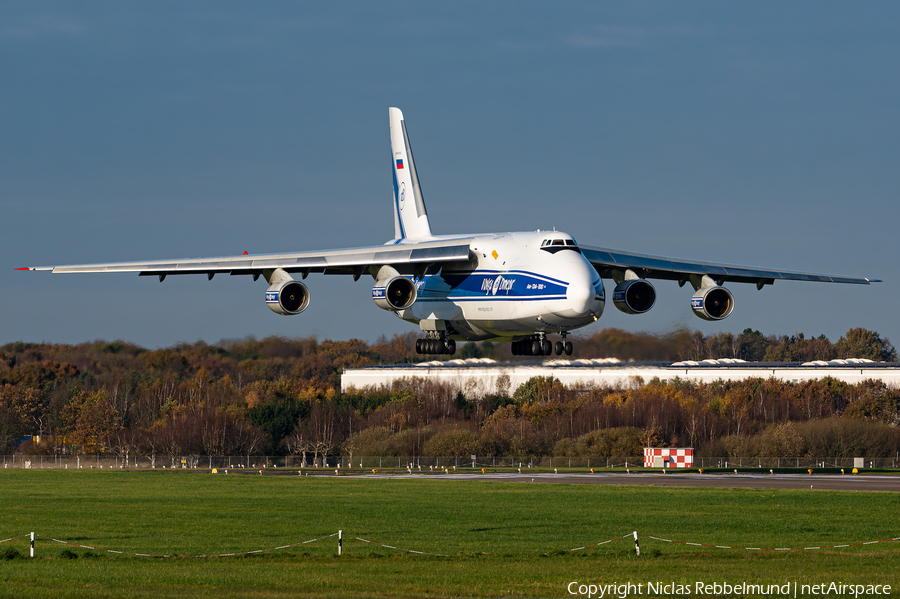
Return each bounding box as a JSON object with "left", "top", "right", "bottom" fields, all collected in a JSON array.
[{"left": 396, "top": 159, "right": 404, "bottom": 169}]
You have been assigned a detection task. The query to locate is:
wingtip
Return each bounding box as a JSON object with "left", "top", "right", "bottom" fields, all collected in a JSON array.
[{"left": 14, "top": 267, "right": 31, "bottom": 271}]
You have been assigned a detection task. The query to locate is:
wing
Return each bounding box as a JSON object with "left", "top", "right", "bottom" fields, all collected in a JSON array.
[
  {"left": 580, "top": 245, "right": 880, "bottom": 287},
  {"left": 18, "top": 238, "right": 474, "bottom": 280}
]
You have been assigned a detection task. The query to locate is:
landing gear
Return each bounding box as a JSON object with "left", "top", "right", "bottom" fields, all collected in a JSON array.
[
  {"left": 415, "top": 331, "right": 456, "bottom": 355},
  {"left": 512, "top": 333, "right": 574, "bottom": 357},
  {"left": 554, "top": 340, "right": 573, "bottom": 356},
  {"left": 511, "top": 334, "right": 555, "bottom": 357}
]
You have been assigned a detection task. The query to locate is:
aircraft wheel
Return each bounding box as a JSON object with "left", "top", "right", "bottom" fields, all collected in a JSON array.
[
  {"left": 531, "top": 340, "right": 542, "bottom": 355},
  {"left": 511, "top": 341, "right": 519, "bottom": 356},
  {"left": 415, "top": 339, "right": 423, "bottom": 354},
  {"left": 447, "top": 340, "right": 456, "bottom": 355},
  {"left": 542, "top": 339, "right": 552, "bottom": 355},
  {"left": 565, "top": 341, "right": 573, "bottom": 356},
  {"left": 555, "top": 341, "right": 564, "bottom": 356}
]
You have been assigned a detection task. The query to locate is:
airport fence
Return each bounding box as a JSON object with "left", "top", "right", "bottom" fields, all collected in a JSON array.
[
  {"left": 2, "top": 454, "right": 899, "bottom": 470},
  {"left": 2, "top": 529, "right": 898, "bottom": 559}
]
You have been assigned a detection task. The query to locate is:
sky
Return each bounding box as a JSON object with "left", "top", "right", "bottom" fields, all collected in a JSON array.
[{"left": 2, "top": 2, "right": 898, "bottom": 349}]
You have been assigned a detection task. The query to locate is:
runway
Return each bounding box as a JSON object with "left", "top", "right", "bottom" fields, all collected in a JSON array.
[{"left": 341, "top": 471, "right": 900, "bottom": 492}]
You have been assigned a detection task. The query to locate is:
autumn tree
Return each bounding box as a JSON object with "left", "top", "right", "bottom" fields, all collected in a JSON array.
[
  {"left": 0, "top": 385, "right": 41, "bottom": 450},
  {"left": 62, "top": 390, "right": 122, "bottom": 454},
  {"left": 835, "top": 328, "right": 897, "bottom": 362}
]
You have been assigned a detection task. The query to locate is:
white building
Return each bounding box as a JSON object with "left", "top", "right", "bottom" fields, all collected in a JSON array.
[{"left": 341, "top": 358, "right": 900, "bottom": 397}]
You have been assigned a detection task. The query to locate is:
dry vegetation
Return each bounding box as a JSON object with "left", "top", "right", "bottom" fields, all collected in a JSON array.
[{"left": 0, "top": 327, "right": 897, "bottom": 460}]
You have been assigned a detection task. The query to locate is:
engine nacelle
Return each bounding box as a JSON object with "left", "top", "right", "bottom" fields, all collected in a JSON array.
[
  {"left": 612, "top": 279, "right": 656, "bottom": 314},
  {"left": 691, "top": 286, "right": 734, "bottom": 321},
  {"left": 373, "top": 275, "right": 417, "bottom": 311},
  {"left": 265, "top": 279, "right": 310, "bottom": 315}
]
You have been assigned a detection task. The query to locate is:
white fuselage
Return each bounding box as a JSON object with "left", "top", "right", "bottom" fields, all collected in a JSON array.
[{"left": 394, "top": 231, "right": 606, "bottom": 341}]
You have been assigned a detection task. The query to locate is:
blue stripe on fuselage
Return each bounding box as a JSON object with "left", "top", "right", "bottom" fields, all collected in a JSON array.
[
  {"left": 415, "top": 295, "right": 567, "bottom": 302},
  {"left": 417, "top": 270, "right": 568, "bottom": 301},
  {"left": 442, "top": 269, "right": 570, "bottom": 287}
]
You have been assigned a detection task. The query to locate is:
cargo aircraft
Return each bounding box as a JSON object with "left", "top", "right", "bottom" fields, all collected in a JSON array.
[{"left": 19, "top": 108, "right": 880, "bottom": 356}]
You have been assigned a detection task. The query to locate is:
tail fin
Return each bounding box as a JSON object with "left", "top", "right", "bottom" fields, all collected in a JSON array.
[{"left": 389, "top": 107, "right": 433, "bottom": 241}]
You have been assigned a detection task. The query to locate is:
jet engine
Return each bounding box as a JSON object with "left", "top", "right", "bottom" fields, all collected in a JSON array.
[
  {"left": 612, "top": 279, "right": 656, "bottom": 314},
  {"left": 373, "top": 275, "right": 417, "bottom": 311},
  {"left": 265, "top": 278, "right": 310, "bottom": 315},
  {"left": 691, "top": 286, "right": 734, "bottom": 321}
]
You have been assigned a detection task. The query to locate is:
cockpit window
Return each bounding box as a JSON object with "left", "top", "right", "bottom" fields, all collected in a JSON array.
[{"left": 540, "top": 237, "right": 581, "bottom": 254}]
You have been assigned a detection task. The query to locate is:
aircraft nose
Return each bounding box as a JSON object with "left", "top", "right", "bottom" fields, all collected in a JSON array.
[{"left": 566, "top": 277, "right": 594, "bottom": 316}]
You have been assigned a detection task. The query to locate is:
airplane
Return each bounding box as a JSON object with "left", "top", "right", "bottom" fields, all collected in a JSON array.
[{"left": 18, "top": 108, "right": 881, "bottom": 357}]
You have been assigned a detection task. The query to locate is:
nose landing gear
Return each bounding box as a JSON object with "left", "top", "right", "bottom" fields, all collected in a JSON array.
[
  {"left": 554, "top": 332, "right": 574, "bottom": 356},
  {"left": 512, "top": 333, "right": 573, "bottom": 357},
  {"left": 557, "top": 340, "right": 574, "bottom": 356}
]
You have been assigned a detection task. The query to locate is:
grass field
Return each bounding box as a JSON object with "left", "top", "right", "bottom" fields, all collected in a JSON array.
[{"left": 0, "top": 470, "right": 898, "bottom": 598}]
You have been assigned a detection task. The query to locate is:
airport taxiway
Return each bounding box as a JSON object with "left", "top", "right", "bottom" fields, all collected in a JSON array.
[{"left": 338, "top": 471, "right": 900, "bottom": 492}]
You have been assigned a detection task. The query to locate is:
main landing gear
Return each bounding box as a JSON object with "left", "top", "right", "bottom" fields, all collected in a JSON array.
[
  {"left": 511, "top": 334, "right": 573, "bottom": 357},
  {"left": 415, "top": 331, "right": 456, "bottom": 355}
]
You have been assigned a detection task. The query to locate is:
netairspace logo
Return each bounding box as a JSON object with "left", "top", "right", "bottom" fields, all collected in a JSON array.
[{"left": 566, "top": 581, "right": 892, "bottom": 598}]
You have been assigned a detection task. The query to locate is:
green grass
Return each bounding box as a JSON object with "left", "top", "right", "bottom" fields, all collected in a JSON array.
[{"left": 0, "top": 470, "right": 898, "bottom": 598}]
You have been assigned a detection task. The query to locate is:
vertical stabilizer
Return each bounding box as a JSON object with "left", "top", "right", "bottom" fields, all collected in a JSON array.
[{"left": 389, "top": 107, "right": 433, "bottom": 241}]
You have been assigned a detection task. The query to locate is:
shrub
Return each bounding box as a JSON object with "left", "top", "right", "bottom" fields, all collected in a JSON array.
[
  {"left": 0, "top": 548, "right": 22, "bottom": 560},
  {"left": 342, "top": 427, "right": 395, "bottom": 456},
  {"left": 422, "top": 426, "right": 479, "bottom": 457},
  {"left": 574, "top": 427, "right": 642, "bottom": 457},
  {"left": 757, "top": 423, "right": 806, "bottom": 458},
  {"left": 795, "top": 418, "right": 900, "bottom": 458},
  {"left": 553, "top": 438, "right": 575, "bottom": 457}
]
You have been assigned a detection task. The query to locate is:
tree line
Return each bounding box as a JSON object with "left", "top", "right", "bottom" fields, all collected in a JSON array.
[{"left": 0, "top": 327, "right": 897, "bottom": 461}]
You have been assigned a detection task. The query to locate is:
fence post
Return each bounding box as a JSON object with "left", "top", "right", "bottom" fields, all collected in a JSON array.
[
  {"left": 30, "top": 532, "right": 35, "bottom": 558},
  {"left": 338, "top": 530, "right": 343, "bottom": 556},
  {"left": 633, "top": 531, "right": 640, "bottom": 556}
]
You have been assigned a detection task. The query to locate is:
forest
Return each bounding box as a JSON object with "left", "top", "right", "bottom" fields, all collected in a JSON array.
[{"left": 0, "top": 327, "right": 897, "bottom": 461}]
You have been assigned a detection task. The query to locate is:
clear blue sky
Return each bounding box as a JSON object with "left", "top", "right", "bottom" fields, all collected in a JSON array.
[{"left": 2, "top": 2, "right": 897, "bottom": 349}]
